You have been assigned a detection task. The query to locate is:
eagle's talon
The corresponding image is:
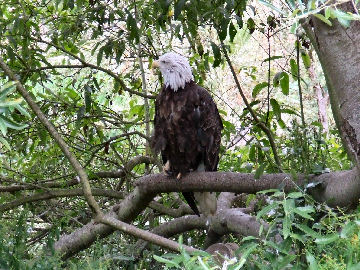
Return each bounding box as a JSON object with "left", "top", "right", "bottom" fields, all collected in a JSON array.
[
  {"left": 163, "top": 170, "right": 173, "bottom": 177},
  {"left": 163, "top": 160, "right": 172, "bottom": 176}
]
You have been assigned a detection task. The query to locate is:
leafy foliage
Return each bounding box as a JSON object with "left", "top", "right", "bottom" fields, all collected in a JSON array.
[{"left": 0, "top": 0, "right": 357, "bottom": 268}]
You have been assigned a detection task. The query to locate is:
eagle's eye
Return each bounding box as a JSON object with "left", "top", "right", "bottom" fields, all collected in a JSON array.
[{"left": 161, "top": 60, "right": 167, "bottom": 64}]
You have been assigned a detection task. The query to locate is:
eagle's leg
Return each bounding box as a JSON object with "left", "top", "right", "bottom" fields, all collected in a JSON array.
[
  {"left": 176, "top": 172, "right": 182, "bottom": 180},
  {"left": 194, "top": 162, "right": 217, "bottom": 216},
  {"left": 163, "top": 160, "right": 172, "bottom": 176}
]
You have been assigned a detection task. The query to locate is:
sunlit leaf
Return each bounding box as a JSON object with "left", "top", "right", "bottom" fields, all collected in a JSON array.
[
  {"left": 290, "top": 58, "right": 298, "bottom": 79},
  {"left": 252, "top": 82, "right": 268, "bottom": 98},
  {"left": 314, "top": 234, "right": 339, "bottom": 245},
  {"left": 314, "top": 14, "right": 332, "bottom": 26},
  {"left": 256, "top": 202, "right": 278, "bottom": 219},
  {"left": 306, "top": 252, "right": 319, "bottom": 270}
]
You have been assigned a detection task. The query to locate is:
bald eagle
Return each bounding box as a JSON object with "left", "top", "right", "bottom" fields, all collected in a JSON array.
[{"left": 151, "top": 52, "right": 223, "bottom": 216}]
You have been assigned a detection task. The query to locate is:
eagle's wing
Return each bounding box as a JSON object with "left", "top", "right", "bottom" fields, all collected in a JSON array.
[
  {"left": 197, "top": 86, "right": 223, "bottom": 171},
  {"left": 151, "top": 90, "right": 167, "bottom": 156}
]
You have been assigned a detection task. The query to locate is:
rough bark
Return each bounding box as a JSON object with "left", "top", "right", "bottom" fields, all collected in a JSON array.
[
  {"left": 304, "top": 4, "right": 360, "bottom": 168},
  {"left": 54, "top": 170, "right": 359, "bottom": 258}
]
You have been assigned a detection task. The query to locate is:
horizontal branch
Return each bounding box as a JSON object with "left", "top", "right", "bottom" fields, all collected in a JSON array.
[
  {"left": 134, "top": 215, "right": 207, "bottom": 256},
  {"left": 0, "top": 188, "right": 125, "bottom": 212},
  {"left": 55, "top": 169, "right": 359, "bottom": 258},
  {"left": 24, "top": 64, "right": 87, "bottom": 73}
]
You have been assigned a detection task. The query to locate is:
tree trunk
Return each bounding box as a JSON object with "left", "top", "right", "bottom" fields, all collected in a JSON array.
[{"left": 303, "top": 3, "right": 360, "bottom": 169}]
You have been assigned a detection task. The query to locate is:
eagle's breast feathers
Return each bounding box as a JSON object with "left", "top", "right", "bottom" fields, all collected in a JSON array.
[{"left": 153, "top": 81, "right": 222, "bottom": 175}]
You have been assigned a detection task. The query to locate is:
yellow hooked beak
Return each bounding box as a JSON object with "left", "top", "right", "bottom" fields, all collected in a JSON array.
[{"left": 152, "top": 60, "right": 160, "bottom": 69}]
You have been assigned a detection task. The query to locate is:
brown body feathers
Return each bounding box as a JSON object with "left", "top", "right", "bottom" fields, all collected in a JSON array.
[{"left": 152, "top": 81, "right": 223, "bottom": 215}]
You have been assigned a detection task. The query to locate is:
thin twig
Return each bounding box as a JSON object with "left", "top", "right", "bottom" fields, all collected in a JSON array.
[{"left": 99, "top": 215, "right": 200, "bottom": 254}]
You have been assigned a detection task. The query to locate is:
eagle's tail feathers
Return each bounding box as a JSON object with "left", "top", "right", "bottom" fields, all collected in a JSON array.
[{"left": 182, "top": 192, "right": 200, "bottom": 216}]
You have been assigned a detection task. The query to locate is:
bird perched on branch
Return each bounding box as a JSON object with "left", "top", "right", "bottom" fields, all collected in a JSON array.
[{"left": 151, "top": 52, "right": 223, "bottom": 216}]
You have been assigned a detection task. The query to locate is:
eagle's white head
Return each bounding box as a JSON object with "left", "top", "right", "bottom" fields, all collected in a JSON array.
[{"left": 152, "top": 52, "right": 194, "bottom": 92}]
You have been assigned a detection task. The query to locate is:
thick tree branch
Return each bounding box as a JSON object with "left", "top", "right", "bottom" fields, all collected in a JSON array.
[
  {"left": 134, "top": 215, "right": 208, "bottom": 256},
  {"left": 54, "top": 169, "right": 359, "bottom": 258},
  {"left": 149, "top": 201, "right": 193, "bottom": 217},
  {"left": 0, "top": 57, "right": 101, "bottom": 215}
]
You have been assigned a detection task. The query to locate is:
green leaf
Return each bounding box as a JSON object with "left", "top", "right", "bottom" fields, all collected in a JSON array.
[
  {"left": 0, "top": 115, "right": 28, "bottom": 130},
  {"left": 97, "top": 46, "right": 104, "bottom": 66},
  {"left": 295, "top": 224, "right": 320, "bottom": 238},
  {"left": 0, "top": 118, "right": 7, "bottom": 136},
  {"left": 314, "top": 233, "right": 339, "bottom": 245},
  {"left": 0, "top": 98, "right": 22, "bottom": 107},
  {"left": 290, "top": 58, "right": 298, "bottom": 79},
  {"left": 7, "top": 45, "right": 16, "bottom": 62},
  {"left": 218, "top": 18, "right": 230, "bottom": 41},
  {"left": 237, "top": 243, "right": 258, "bottom": 268},
  {"left": 126, "top": 12, "right": 139, "bottom": 43},
  {"left": 249, "top": 144, "right": 256, "bottom": 162},
  {"left": 282, "top": 108, "right": 298, "bottom": 115},
  {"left": 254, "top": 163, "right": 265, "bottom": 179},
  {"left": 153, "top": 255, "right": 180, "bottom": 268},
  {"left": 287, "top": 192, "right": 303, "bottom": 199},
  {"left": 252, "top": 82, "right": 268, "bottom": 98},
  {"left": 278, "top": 118, "right": 286, "bottom": 128},
  {"left": 282, "top": 216, "right": 291, "bottom": 239},
  {"left": 0, "top": 81, "right": 16, "bottom": 100},
  {"left": 280, "top": 72, "right": 289, "bottom": 95},
  {"left": 218, "top": 109, "right": 227, "bottom": 116},
  {"left": 257, "top": 188, "right": 279, "bottom": 194},
  {"left": 229, "top": 21, "right": 237, "bottom": 42},
  {"left": 197, "top": 257, "right": 210, "bottom": 270},
  {"left": 174, "top": 0, "right": 186, "bottom": 20},
  {"left": 256, "top": 202, "right": 278, "bottom": 219},
  {"left": 293, "top": 206, "right": 315, "bottom": 220},
  {"left": 210, "top": 42, "right": 221, "bottom": 67},
  {"left": 340, "top": 222, "right": 357, "bottom": 239},
  {"left": 283, "top": 198, "right": 295, "bottom": 214},
  {"left": 273, "top": 72, "right": 289, "bottom": 95},
  {"left": 306, "top": 252, "right": 319, "bottom": 270},
  {"left": 270, "top": 98, "right": 281, "bottom": 119},
  {"left": 0, "top": 136, "right": 11, "bottom": 151},
  {"left": 84, "top": 85, "right": 92, "bottom": 113},
  {"left": 325, "top": 7, "right": 332, "bottom": 19},
  {"left": 247, "top": 18, "right": 255, "bottom": 34},
  {"left": 331, "top": 9, "right": 359, "bottom": 28},
  {"left": 14, "top": 104, "right": 30, "bottom": 118},
  {"left": 262, "top": 55, "right": 284, "bottom": 62},
  {"left": 314, "top": 13, "right": 332, "bottom": 26},
  {"left": 277, "top": 254, "right": 296, "bottom": 269}
]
